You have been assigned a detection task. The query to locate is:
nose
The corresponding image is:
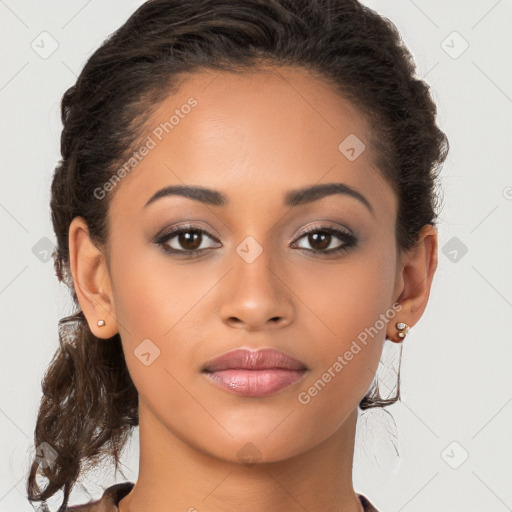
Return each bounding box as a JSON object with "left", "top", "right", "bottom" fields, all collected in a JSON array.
[{"left": 219, "top": 246, "right": 294, "bottom": 331}]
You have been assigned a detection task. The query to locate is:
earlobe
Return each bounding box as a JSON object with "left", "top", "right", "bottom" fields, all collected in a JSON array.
[
  {"left": 386, "top": 225, "right": 438, "bottom": 342},
  {"left": 68, "top": 216, "right": 118, "bottom": 339},
  {"left": 385, "top": 320, "right": 410, "bottom": 343}
]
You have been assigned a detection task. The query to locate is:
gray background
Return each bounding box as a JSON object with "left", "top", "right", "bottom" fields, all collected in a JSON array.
[{"left": 1, "top": 1, "right": 511, "bottom": 511}]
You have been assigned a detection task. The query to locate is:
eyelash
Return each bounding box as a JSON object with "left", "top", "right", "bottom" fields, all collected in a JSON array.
[{"left": 154, "top": 223, "right": 358, "bottom": 257}]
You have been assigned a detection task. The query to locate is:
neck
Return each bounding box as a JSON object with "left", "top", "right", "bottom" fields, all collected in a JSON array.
[{"left": 119, "top": 402, "right": 364, "bottom": 512}]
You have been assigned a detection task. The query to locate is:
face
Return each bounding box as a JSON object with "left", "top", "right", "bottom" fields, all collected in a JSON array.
[{"left": 97, "top": 66, "right": 403, "bottom": 463}]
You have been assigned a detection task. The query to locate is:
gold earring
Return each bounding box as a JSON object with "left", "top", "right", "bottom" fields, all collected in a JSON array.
[
  {"left": 395, "top": 322, "right": 409, "bottom": 339},
  {"left": 97, "top": 319, "right": 106, "bottom": 327}
]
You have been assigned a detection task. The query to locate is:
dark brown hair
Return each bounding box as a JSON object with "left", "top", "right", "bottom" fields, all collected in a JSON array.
[{"left": 27, "top": 0, "right": 448, "bottom": 510}]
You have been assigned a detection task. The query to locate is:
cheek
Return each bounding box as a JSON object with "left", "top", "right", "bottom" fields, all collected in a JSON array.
[
  {"left": 290, "top": 240, "right": 397, "bottom": 407},
  {"left": 292, "top": 239, "right": 397, "bottom": 345},
  {"left": 110, "top": 242, "right": 208, "bottom": 342},
  {"left": 108, "top": 244, "right": 219, "bottom": 397}
]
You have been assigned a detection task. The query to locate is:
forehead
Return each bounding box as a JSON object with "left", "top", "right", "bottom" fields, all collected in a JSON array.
[{"left": 108, "top": 65, "right": 395, "bottom": 218}]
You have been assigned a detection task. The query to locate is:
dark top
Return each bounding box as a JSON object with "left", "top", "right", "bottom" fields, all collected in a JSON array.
[{"left": 64, "top": 481, "right": 380, "bottom": 511}]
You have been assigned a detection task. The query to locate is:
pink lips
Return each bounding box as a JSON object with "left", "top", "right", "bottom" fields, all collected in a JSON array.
[{"left": 201, "top": 348, "right": 308, "bottom": 397}]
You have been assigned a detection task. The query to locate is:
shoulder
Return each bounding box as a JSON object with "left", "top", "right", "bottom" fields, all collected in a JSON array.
[
  {"left": 357, "top": 493, "right": 381, "bottom": 512},
  {"left": 64, "top": 482, "right": 135, "bottom": 512}
]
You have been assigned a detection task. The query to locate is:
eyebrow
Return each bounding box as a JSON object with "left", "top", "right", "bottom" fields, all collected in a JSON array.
[{"left": 144, "top": 182, "right": 374, "bottom": 216}]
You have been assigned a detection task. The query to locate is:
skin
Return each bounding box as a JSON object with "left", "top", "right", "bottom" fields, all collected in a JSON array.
[{"left": 68, "top": 65, "right": 437, "bottom": 512}]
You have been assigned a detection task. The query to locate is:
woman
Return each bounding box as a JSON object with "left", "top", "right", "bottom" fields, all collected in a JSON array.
[{"left": 26, "top": 0, "right": 449, "bottom": 510}]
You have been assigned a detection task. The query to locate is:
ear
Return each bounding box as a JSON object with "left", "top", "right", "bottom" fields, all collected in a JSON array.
[
  {"left": 386, "top": 224, "right": 438, "bottom": 343},
  {"left": 68, "top": 216, "right": 118, "bottom": 339}
]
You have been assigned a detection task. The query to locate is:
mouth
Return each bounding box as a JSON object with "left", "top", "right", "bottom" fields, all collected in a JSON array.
[{"left": 201, "top": 348, "right": 309, "bottom": 398}]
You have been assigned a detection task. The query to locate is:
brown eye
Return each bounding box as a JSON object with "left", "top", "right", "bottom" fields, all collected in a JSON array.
[
  {"left": 292, "top": 226, "right": 357, "bottom": 255},
  {"left": 306, "top": 232, "right": 331, "bottom": 251},
  {"left": 156, "top": 226, "right": 221, "bottom": 254},
  {"left": 175, "top": 230, "right": 202, "bottom": 251}
]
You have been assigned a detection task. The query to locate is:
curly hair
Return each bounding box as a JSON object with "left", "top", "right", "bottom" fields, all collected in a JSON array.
[{"left": 26, "top": 0, "right": 449, "bottom": 510}]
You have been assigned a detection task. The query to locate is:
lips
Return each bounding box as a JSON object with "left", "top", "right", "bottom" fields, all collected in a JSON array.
[
  {"left": 201, "top": 348, "right": 308, "bottom": 372},
  {"left": 201, "top": 348, "right": 309, "bottom": 398}
]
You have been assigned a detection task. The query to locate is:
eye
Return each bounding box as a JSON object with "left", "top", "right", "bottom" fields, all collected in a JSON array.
[
  {"left": 154, "top": 223, "right": 358, "bottom": 257},
  {"left": 155, "top": 224, "right": 221, "bottom": 255},
  {"left": 291, "top": 225, "right": 357, "bottom": 255}
]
